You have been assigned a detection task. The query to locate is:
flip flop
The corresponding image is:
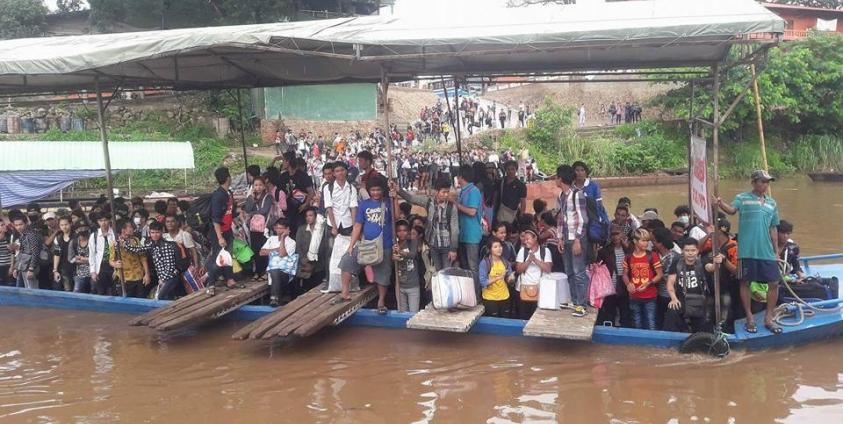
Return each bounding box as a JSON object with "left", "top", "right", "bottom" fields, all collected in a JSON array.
[
  {"left": 745, "top": 321, "right": 758, "bottom": 334},
  {"left": 765, "top": 322, "right": 783, "bottom": 335},
  {"left": 330, "top": 297, "right": 352, "bottom": 305},
  {"left": 377, "top": 306, "right": 388, "bottom": 315}
]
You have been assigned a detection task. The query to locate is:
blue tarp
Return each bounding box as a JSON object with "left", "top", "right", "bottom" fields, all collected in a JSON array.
[{"left": 0, "top": 170, "right": 106, "bottom": 208}]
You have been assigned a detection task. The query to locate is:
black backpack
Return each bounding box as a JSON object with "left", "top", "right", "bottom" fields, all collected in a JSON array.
[{"left": 185, "top": 194, "right": 213, "bottom": 234}]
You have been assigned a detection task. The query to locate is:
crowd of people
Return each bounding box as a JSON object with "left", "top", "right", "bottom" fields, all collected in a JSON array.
[
  {"left": 599, "top": 101, "right": 643, "bottom": 126},
  {"left": 0, "top": 142, "right": 799, "bottom": 334}
]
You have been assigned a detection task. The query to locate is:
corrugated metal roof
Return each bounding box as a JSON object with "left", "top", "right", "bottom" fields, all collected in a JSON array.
[{"left": 0, "top": 141, "right": 195, "bottom": 171}]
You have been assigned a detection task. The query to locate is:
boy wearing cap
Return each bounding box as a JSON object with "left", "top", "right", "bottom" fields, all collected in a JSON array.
[{"left": 716, "top": 169, "right": 782, "bottom": 334}]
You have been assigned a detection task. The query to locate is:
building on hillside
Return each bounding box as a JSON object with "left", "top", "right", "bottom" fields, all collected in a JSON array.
[{"left": 761, "top": 2, "right": 843, "bottom": 40}]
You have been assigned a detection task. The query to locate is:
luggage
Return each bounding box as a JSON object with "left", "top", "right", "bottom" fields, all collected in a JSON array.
[
  {"left": 431, "top": 267, "right": 477, "bottom": 310},
  {"left": 181, "top": 265, "right": 206, "bottom": 294},
  {"left": 780, "top": 277, "right": 839, "bottom": 302},
  {"left": 538, "top": 272, "right": 570, "bottom": 310}
]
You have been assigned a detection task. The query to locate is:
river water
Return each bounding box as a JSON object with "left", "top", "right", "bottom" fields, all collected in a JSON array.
[{"left": 1, "top": 178, "right": 842, "bottom": 423}]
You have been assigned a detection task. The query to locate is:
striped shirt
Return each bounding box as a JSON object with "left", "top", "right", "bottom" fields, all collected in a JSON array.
[
  {"left": 0, "top": 236, "right": 11, "bottom": 266},
  {"left": 557, "top": 189, "right": 588, "bottom": 241}
]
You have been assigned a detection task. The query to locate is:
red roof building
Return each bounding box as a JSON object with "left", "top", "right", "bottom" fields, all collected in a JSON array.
[{"left": 762, "top": 2, "right": 843, "bottom": 40}]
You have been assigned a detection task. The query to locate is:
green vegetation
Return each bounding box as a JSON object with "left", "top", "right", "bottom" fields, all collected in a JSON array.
[{"left": 0, "top": 0, "right": 47, "bottom": 39}]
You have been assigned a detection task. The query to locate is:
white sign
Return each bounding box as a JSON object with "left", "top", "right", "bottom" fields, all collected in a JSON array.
[{"left": 690, "top": 135, "right": 710, "bottom": 224}]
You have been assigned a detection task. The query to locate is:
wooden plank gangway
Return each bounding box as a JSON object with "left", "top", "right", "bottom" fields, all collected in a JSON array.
[
  {"left": 406, "top": 303, "right": 485, "bottom": 333},
  {"left": 129, "top": 281, "right": 268, "bottom": 331},
  {"left": 523, "top": 308, "right": 595, "bottom": 341},
  {"left": 232, "top": 285, "right": 377, "bottom": 340}
]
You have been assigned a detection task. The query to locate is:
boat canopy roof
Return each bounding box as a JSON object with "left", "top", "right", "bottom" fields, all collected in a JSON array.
[
  {"left": 0, "top": 0, "right": 783, "bottom": 94},
  {"left": 0, "top": 141, "right": 195, "bottom": 171}
]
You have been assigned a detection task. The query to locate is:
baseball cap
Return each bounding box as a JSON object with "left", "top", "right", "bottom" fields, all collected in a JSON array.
[
  {"left": 751, "top": 169, "right": 775, "bottom": 182},
  {"left": 641, "top": 210, "right": 659, "bottom": 221},
  {"left": 42, "top": 212, "right": 57, "bottom": 220},
  {"left": 717, "top": 217, "right": 731, "bottom": 233}
]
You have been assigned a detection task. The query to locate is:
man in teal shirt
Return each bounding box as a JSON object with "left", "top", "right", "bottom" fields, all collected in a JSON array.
[
  {"left": 452, "top": 165, "right": 483, "bottom": 291},
  {"left": 717, "top": 170, "right": 781, "bottom": 334}
]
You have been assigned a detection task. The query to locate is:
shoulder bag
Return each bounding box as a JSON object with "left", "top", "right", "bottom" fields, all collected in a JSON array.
[{"left": 357, "top": 201, "right": 385, "bottom": 266}]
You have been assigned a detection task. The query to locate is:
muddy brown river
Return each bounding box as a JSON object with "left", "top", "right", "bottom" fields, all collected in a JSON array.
[{"left": 1, "top": 178, "right": 842, "bottom": 423}]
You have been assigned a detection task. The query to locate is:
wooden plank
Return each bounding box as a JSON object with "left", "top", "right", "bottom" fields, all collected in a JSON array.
[
  {"left": 294, "top": 286, "right": 377, "bottom": 337},
  {"left": 406, "top": 303, "right": 485, "bottom": 333},
  {"left": 268, "top": 293, "right": 337, "bottom": 338},
  {"left": 523, "top": 308, "right": 595, "bottom": 341},
  {"left": 153, "top": 283, "right": 267, "bottom": 331},
  {"left": 128, "top": 291, "right": 208, "bottom": 326},
  {"left": 231, "top": 287, "right": 323, "bottom": 340}
]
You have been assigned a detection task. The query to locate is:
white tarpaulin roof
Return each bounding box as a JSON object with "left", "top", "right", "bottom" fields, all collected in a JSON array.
[
  {"left": 0, "top": 0, "right": 783, "bottom": 94},
  {"left": 0, "top": 141, "right": 195, "bottom": 171}
]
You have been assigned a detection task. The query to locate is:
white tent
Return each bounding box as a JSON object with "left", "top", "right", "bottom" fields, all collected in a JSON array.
[{"left": 0, "top": 0, "right": 783, "bottom": 94}]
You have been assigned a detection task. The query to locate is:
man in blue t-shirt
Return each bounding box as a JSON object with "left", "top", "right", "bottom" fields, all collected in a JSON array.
[
  {"left": 716, "top": 169, "right": 781, "bottom": 334},
  {"left": 336, "top": 174, "right": 394, "bottom": 315},
  {"left": 453, "top": 165, "right": 483, "bottom": 289}
]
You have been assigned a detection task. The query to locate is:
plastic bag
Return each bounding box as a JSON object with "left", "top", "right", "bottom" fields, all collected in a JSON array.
[
  {"left": 216, "top": 249, "right": 233, "bottom": 268},
  {"left": 588, "top": 262, "right": 615, "bottom": 309}
]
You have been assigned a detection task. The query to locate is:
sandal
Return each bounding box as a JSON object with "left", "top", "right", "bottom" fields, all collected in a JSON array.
[
  {"left": 745, "top": 321, "right": 758, "bottom": 334},
  {"left": 765, "top": 322, "right": 783, "bottom": 335},
  {"left": 330, "top": 297, "right": 352, "bottom": 305},
  {"left": 377, "top": 306, "right": 387, "bottom": 315}
]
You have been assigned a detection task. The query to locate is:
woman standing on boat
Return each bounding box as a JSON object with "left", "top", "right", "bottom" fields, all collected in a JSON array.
[
  {"left": 243, "top": 176, "right": 273, "bottom": 282},
  {"left": 51, "top": 216, "right": 74, "bottom": 292},
  {"left": 479, "top": 239, "right": 515, "bottom": 318},
  {"left": 67, "top": 225, "right": 92, "bottom": 293}
]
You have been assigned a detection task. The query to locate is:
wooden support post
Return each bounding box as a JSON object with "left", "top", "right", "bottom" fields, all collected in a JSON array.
[
  {"left": 453, "top": 78, "right": 463, "bottom": 164},
  {"left": 95, "top": 77, "right": 127, "bottom": 298},
  {"left": 687, "top": 80, "right": 695, "bottom": 224},
  {"left": 751, "top": 64, "right": 771, "bottom": 194},
  {"left": 380, "top": 69, "right": 400, "bottom": 310},
  {"left": 711, "top": 65, "right": 722, "bottom": 326}
]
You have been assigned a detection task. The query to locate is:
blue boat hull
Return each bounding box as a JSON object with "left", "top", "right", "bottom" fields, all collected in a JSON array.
[{"left": 2, "top": 282, "right": 842, "bottom": 351}]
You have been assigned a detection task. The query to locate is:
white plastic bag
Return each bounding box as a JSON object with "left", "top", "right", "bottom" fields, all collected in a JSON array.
[{"left": 216, "top": 249, "right": 233, "bottom": 268}]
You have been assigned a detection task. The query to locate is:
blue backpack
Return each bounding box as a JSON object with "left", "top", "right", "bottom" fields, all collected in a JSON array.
[{"left": 579, "top": 189, "right": 611, "bottom": 247}]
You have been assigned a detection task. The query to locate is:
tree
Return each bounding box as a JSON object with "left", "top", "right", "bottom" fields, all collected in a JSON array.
[
  {"left": 0, "top": 0, "right": 47, "bottom": 40},
  {"left": 650, "top": 33, "right": 843, "bottom": 135},
  {"left": 56, "top": 0, "right": 84, "bottom": 13},
  {"left": 769, "top": 0, "right": 842, "bottom": 9}
]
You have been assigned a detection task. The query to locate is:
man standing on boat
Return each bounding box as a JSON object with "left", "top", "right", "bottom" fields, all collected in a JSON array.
[{"left": 716, "top": 170, "right": 782, "bottom": 335}]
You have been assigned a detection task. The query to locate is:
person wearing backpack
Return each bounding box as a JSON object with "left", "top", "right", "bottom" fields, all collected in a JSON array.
[
  {"left": 453, "top": 165, "right": 484, "bottom": 291},
  {"left": 243, "top": 177, "right": 273, "bottom": 282},
  {"left": 664, "top": 237, "right": 712, "bottom": 333},
  {"left": 622, "top": 228, "right": 664, "bottom": 330},
  {"left": 515, "top": 228, "right": 552, "bottom": 319},
  {"left": 395, "top": 177, "right": 458, "bottom": 272},
  {"left": 555, "top": 165, "right": 591, "bottom": 318},
  {"left": 109, "top": 220, "right": 150, "bottom": 298}
]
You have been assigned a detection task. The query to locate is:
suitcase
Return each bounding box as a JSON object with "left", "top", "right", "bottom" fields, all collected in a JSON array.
[
  {"left": 538, "top": 272, "right": 571, "bottom": 310},
  {"left": 431, "top": 267, "right": 477, "bottom": 310}
]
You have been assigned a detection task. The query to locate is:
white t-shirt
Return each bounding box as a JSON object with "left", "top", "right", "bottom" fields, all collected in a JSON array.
[
  {"left": 163, "top": 230, "right": 195, "bottom": 249},
  {"left": 323, "top": 180, "right": 358, "bottom": 229},
  {"left": 516, "top": 246, "right": 553, "bottom": 290},
  {"left": 262, "top": 235, "right": 297, "bottom": 270}
]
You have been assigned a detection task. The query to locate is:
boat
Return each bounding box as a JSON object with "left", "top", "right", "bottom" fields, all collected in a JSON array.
[
  {"left": 808, "top": 172, "right": 843, "bottom": 182},
  {"left": 1, "top": 255, "right": 842, "bottom": 352}
]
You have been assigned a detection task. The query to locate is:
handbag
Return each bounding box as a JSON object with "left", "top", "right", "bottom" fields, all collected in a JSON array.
[
  {"left": 520, "top": 282, "right": 539, "bottom": 302},
  {"left": 588, "top": 262, "right": 616, "bottom": 309},
  {"left": 357, "top": 201, "right": 385, "bottom": 266},
  {"left": 683, "top": 293, "right": 707, "bottom": 319},
  {"left": 279, "top": 252, "right": 299, "bottom": 275}
]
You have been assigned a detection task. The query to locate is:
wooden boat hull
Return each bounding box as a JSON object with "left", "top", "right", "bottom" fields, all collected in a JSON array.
[{"left": 808, "top": 172, "right": 843, "bottom": 182}]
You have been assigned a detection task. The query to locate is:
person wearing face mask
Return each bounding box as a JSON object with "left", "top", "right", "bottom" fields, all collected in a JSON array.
[{"left": 132, "top": 209, "right": 150, "bottom": 241}]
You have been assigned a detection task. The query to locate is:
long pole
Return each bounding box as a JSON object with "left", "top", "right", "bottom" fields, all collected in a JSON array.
[
  {"left": 381, "top": 70, "right": 400, "bottom": 309},
  {"left": 440, "top": 76, "right": 455, "bottom": 147},
  {"left": 94, "top": 78, "right": 127, "bottom": 298},
  {"left": 750, "top": 64, "right": 771, "bottom": 194},
  {"left": 236, "top": 89, "right": 249, "bottom": 169},
  {"left": 687, "top": 80, "right": 695, "bottom": 224},
  {"left": 453, "top": 78, "right": 463, "bottom": 164},
  {"left": 711, "top": 65, "right": 721, "bottom": 326}
]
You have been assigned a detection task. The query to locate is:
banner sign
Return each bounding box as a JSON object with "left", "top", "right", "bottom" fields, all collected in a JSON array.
[{"left": 690, "top": 135, "right": 710, "bottom": 224}]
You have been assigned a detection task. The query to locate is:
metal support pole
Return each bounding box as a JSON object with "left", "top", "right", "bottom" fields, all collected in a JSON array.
[
  {"left": 440, "top": 76, "right": 455, "bottom": 147},
  {"left": 236, "top": 89, "right": 249, "bottom": 169},
  {"left": 95, "top": 77, "right": 127, "bottom": 298},
  {"left": 687, "top": 80, "right": 695, "bottom": 224},
  {"left": 381, "top": 69, "right": 400, "bottom": 309},
  {"left": 711, "top": 65, "right": 722, "bottom": 326},
  {"left": 453, "top": 78, "right": 463, "bottom": 164}
]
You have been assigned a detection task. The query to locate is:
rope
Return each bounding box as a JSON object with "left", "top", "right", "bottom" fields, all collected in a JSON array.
[{"left": 772, "top": 258, "right": 841, "bottom": 327}]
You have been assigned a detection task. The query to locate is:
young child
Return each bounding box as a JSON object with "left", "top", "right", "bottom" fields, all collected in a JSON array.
[
  {"left": 260, "top": 218, "right": 297, "bottom": 307},
  {"left": 622, "top": 228, "right": 663, "bottom": 330},
  {"left": 393, "top": 220, "right": 420, "bottom": 313}
]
